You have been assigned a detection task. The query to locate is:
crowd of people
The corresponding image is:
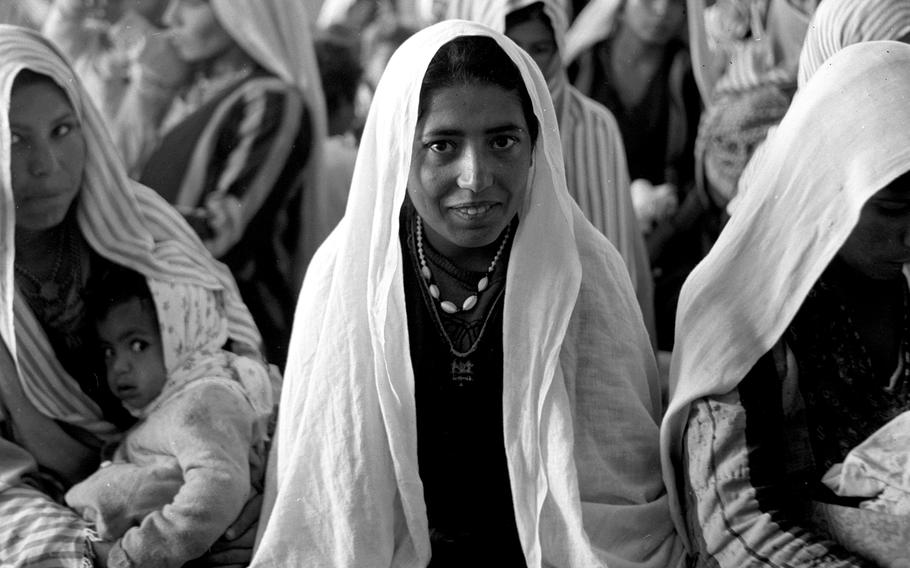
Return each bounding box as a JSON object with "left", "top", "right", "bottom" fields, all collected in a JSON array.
[{"left": 0, "top": 0, "right": 909, "bottom": 566}]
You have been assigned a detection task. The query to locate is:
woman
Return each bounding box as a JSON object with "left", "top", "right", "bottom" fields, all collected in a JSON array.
[
  {"left": 565, "top": 0, "right": 702, "bottom": 349},
  {"left": 661, "top": 41, "right": 910, "bottom": 566},
  {"left": 132, "top": 0, "right": 328, "bottom": 367},
  {"left": 0, "top": 26, "right": 268, "bottom": 567},
  {"left": 253, "top": 20, "right": 683, "bottom": 568},
  {"left": 442, "top": 0, "right": 655, "bottom": 337}
]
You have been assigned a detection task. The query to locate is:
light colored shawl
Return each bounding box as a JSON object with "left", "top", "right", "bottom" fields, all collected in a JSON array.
[
  {"left": 209, "top": 0, "right": 328, "bottom": 284},
  {"left": 562, "top": 0, "right": 622, "bottom": 64},
  {"left": 442, "top": 0, "right": 654, "bottom": 333},
  {"left": 253, "top": 20, "right": 682, "bottom": 568},
  {"left": 661, "top": 41, "right": 910, "bottom": 547},
  {"left": 798, "top": 0, "right": 910, "bottom": 86},
  {"left": 0, "top": 24, "right": 261, "bottom": 464}
]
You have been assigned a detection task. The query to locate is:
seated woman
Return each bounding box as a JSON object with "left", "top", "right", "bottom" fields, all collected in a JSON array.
[
  {"left": 565, "top": 0, "right": 702, "bottom": 350},
  {"left": 131, "top": 0, "right": 327, "bottom": 368},
  {"left": 661, "top": 41, "right": 910, "bottom": 567},
  {"left": 442, "top": 0, "right": 655, "bottom": 339},
  {"left": 252, "top": 21, "right": 683, "bottom": 568},
  {"left": 0, "top": 25, "right": 269, "bottom": 567}
]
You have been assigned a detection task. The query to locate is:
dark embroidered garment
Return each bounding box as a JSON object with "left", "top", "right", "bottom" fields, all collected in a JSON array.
[
  {"left": 787, "top": 266, "right": 910, "bottom": 476},
  {"left": 400, "top": 202, "right": 526, "bottom": 568}
]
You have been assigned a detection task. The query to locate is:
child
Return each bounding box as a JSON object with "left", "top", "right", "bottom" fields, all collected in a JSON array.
[{"left": 65, "top": 266, "right": 273, "bottom": 568}]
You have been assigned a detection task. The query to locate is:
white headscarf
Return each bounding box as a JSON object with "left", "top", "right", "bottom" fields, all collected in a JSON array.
[
  {"left": 253, "top": 19, "right": 681, "bottom": 568},
  {"left": 211, "top": 0, "right": 328, "bottom": 283},
  {"left": 442, "top": 0, "right": 654, "bottom": 332},
  {"left": 661, "top": 40, "right": 910, "bottom": 545},
  {"left": 0, "top": 26, "right": 261, "bottom": 442},
  {"left": 562, "top": 0, "right": 622, "bottom": 64},
  {"left": 798, "top": 0, "right": 910, "bottom": 86}
]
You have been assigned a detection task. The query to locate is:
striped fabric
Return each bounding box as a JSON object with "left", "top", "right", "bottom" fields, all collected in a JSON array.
[
  {"left": 797, "top": 0, "right": 910, "bottom": 86},
  {"left": 0, "top": 486, "right": 91, "bottom": 568},
  {"left": 444, "top": 0, "right": 654, "bottom": 331},
  {"left": 0, "top": 26, "right": 262, "bottom": 566}
]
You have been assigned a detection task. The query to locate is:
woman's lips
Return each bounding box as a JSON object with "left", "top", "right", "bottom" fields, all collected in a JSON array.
[{"left": 448, "top": 202, "right": 499, "bottom": 220}]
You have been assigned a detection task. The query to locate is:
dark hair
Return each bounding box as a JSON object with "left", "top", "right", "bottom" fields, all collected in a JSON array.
[
  {"left": 86, "top": 264, "right": 157, "bottom": 327},
  {"left": 12, "top": 69, "right": 67, "bottom": 98},
  {"left": 315, "top": 35, "right": 363, "bottom": 115},
  {"left": 418, "top": 36, "right": 540, "bottom": 145},
  {"left": 504, "top": 2, "right": 553, "bottom": 35}
]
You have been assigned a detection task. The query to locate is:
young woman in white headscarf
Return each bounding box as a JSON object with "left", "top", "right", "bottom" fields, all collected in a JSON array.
[
  {"left": 441, "top": 0, "right": 655, "bottom": 338},
  {"left": 130, "top": 0, "right": 328, "bottom": 368},
  {"left": 661, "top": 41, "right": 910, "bottom": 567},
  {"left": 0, "top": 25, "right": 271, "bottom": 567},
  {"left": 252, "top": 20, "right": 684, "bottom": 568}
]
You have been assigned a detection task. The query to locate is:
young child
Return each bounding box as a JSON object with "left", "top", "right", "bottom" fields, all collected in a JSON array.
[{"left": 65, "top": 266, "right": 273, "bottom": 568}]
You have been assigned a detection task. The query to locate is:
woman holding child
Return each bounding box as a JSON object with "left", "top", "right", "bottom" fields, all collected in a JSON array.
[
  {"left": 0, "top": 26, "right": 270, "bottom": 567},
  {"left": 662, "top": 41, "right": 910, "bottom": 566},
  {"left": 253, "top": 21, "right": 683, "bottom": 568}
]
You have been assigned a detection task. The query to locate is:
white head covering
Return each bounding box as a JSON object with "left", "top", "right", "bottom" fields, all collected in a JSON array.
[
  {"left": 211, "top": 0, "right": 328, "bottom": 283},
  {"left": 661, "top": 40, "right": 910, "bottom": 544},
  {"left": 0, "top": 26, "right": 262, "bottom": 441},
  {"left": 253, "top": 19, "right": 681, "bottom": 568},
  {"left": 798, "top": 0, "right": 910, "bottom": 86},
  {"left": 442, "top": 0, "right": 655, "bottom": 332},
  {"left": 562, "top": 0, "right": 622, "bottom": 64},
  {"left": 126, "top": 280, "right": 273, "bottom": 434}
]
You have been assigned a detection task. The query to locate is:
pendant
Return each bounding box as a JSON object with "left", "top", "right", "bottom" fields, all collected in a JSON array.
[
  {"left": 39, "top": 282, "right": 60, "bottom": 301},
  {"left": 451, "top": 358, "right": 474, "bottom": 386}
]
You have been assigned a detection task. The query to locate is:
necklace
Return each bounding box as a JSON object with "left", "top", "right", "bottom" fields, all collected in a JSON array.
[
  {"left": 415, "top": 216, "right": 511, "bottom": 314},
  {"left": 14, "top": 221, "right": 79, "bottom": 303}
]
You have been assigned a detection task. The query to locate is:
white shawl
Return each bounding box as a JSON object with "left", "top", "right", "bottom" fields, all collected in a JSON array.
[
  {"left": 254, "top": 20, "right": 682, "bottom": 568},
  {"left": 442, "top": 0, "right": 654, "bottom": 334},
  {"left": 661, "top": 41, "right": 910, "bottom": 546}
]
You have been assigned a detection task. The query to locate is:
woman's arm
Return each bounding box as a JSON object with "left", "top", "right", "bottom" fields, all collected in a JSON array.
[{"left": 683, "top": 350, "right": 871, "bottom": 567}]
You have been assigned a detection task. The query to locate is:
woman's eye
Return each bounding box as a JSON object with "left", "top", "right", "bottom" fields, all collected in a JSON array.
[
  {"left": 491, "top": 136, "right": 518, "bottom": 150},
  {"left": 9, "top": 132, "right": 21, "bottom": 145},
  {"left": 101, "top": 346, "right": 114, "bottom": 359},
  {"left": 874, "top": 200, "right": 910, "bottom": 214},
  {"left": 52, "top": 122, "right": 75, "bottom": 138},
  {"left": 129, "top": 340, "right": 148, "bottom": 353},
  {"left": 426, "top": 140, "right": 455, "bottom": 154}
]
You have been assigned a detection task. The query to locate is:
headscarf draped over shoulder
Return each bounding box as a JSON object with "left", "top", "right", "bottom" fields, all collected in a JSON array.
[
  {"left": 0, "top": 26, "right": 262, "bottom": 442},
  {"left": 254, "top": 19, "right": 679, "bottom": 568},
  {"left": 662, "top": 41, "right": 910, "bottom": 544}
]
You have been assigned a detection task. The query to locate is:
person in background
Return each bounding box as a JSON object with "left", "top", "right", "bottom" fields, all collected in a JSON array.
[
  {"left": 314, "top": 32, "right": 363, "bottom": 225},
  {"left": 565, "top": 0, "right": 701, "bottom": 350},
  {"left": 135, "top": 0, "right": 327, "bottom": 368},
  {"left": 662, "top": 41, "right": 910, "bottom": 567},
  {"left": 42, "top": 0, "right": 184, "bottom": 137},
  {"left": 252, "top": 21, "right": 683, "bottom": 568},
  {"left": 0, "top": 26, "right": 265, "bottom": 567},
  {"left": 442, "top": 0, "right": 656, "bottom": 339}
]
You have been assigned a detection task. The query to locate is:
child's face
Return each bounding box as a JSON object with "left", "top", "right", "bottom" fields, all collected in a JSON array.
[{"left": 97, "top": 297, "right": 168, "bottom": 410}]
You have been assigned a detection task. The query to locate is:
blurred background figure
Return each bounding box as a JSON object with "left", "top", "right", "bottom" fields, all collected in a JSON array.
[
  {"left": 565, "top": 0, "right": 700, "bottom": 351},
  {"left": 133, "top": 0, "right": 327, "bottom": 369},
  {"left": 0, "top": 0, "right": 49, "bottom": 27}
]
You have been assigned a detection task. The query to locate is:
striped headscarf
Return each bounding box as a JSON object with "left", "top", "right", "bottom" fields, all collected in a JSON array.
[
  {"left": 210, "top": 0, "right": 328, "bottom": 283},
  {"left": 798, "top": 0, "right": 910, "bottom": 86},
  {"left": 0, "top": 26, "right": 261, "bottom": 442},
  {"left": 442, "top": 0, "right": 655, "bottom": 332}
]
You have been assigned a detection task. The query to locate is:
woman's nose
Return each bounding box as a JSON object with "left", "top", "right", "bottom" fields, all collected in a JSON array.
[
  {"left": 456, "top": 145, "right": 493, "bottom": 192},
  {"left": 27, "top": 141, "right": 58, "bottom": 177}
]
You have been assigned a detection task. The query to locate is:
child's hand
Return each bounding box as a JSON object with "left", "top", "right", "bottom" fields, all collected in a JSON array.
[
  {"left": 90, "top": 540, "right": 114, "bottom": 568},
  {"left": 195, "top": 491, "right": 263, "bottom": 567}
]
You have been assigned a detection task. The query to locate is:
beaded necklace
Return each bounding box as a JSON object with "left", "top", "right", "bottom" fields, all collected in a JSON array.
[
  {"left": 415, "top": 215, "right": 511, "bottom": 314},
  {"left": 14, "top": 219, "right": 80, "bottom": 305}
]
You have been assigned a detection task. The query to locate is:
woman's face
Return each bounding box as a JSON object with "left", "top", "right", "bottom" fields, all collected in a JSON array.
[
  {"left": 839, "top": 173, "right": 910, "bottom": 280},
  {"left": 164, "top": 0, "right": 235, "bottom": 63},
  {"left": 505, "top": 14, "right": 559, "bottom": 82},
  {"left": 622, "top": 0, "right": 685, "bottom": 46},
  {"left": 9, "top": 78, "right": 86, "bottom": 232},
  {"left": 408, "top": 83, "right": 533, "bottom": 258}
]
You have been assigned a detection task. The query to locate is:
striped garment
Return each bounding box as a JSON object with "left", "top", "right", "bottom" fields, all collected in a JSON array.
[
  {"left": 140, "top": 74, "right": 311, "bottom": 368},
  {"left": 797, "top": 0, "right": 910, "bottom": 87},
  {"left": 0, "top": 26, "right": 263, "bottom": 566}
]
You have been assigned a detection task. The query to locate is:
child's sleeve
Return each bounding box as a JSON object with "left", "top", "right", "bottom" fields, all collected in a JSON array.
[{"left": 109, "top": 382, "right": 256, "bottom": 568}]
